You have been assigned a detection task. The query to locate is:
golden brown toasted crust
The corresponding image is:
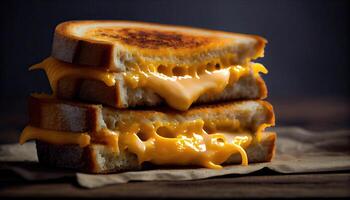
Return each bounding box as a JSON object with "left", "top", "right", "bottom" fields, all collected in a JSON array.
[
  {"left": 52, "top": 20, "right": 266, "bottom": 72},
  {"left": 28, "top": 95, "right": 274, "bottom": 134},
  {"left": 97, "top": 27, "right": 214, "bottom": 49},
  {"left": 28, "top": 94, "right": 104, "bottom": 132},
  {"left": 35, "top": 132, "right": 276, "bottom": 173},
  {"left": 53, "top": 30, "right": 114, "bottom": 68},
  {"left": 55, "top": 71, "right": 267, "bottom": 109}
]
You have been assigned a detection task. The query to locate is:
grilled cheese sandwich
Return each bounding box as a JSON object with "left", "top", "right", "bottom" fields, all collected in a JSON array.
[{"left": 19, "top": 20, "right": 276, "bottom": 173}]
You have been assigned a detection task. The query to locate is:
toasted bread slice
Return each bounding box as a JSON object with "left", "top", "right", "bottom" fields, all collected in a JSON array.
[
  {"left": 28, "top": 95, "right": 274, "bottom": 134},
  {"left": 36, "top": 132, "right": 276, "bottom": 173},
  {"left": 52, "top": 20, "right": 266, "bottom": 72}
]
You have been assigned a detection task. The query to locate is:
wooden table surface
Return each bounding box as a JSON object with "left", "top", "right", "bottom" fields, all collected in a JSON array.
[
  {"left": 1, "top": 171, "right": 349, "bottom": 199},
  {"left": 1, "top": 97, "right": 349, "bottom": 199}
]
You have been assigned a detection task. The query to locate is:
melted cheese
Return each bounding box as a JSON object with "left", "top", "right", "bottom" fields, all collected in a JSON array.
[
  {"left": 110, "top": 119, "right": 251, "bottom": 168},
  {"left": 30, "top": 58, "right": 116, "bottom": 94},
  {"left": 19, "top": 119, "right": 253, "bottom": 169},
  {"left": 94, "top": 128, "right": 120, "bottom": 153},
  {"left": 20, "top": 126, "right": 91, "bottom": 148},
  {"left": 124, "top": 70, "right": 230, "bottom": 110},
  {"left": 120, "top": 120, "right": 252, "bottom": 169},
  {"left": 31, "top": 57, "right": 267, "bottom": 110}
]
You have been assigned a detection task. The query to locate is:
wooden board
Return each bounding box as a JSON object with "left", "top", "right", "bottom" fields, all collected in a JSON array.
[{"left": 1, "top": 171, "right": 350, "bottom": 198}]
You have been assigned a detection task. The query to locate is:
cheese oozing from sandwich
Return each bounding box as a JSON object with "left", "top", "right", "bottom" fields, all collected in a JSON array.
[
  {"left": 20, "top": 126, "right": 91, "bottom": 148},
  {"left": 20, "top": 119, "right": 255, "bottom": 169},
  {"left": 31, "top": 57, "right": 267, "bottom": 111}
]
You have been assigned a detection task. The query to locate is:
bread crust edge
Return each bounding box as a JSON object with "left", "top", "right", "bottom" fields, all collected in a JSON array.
[{"left": 52, "top": 20, "right": 267, "bottom": 71}]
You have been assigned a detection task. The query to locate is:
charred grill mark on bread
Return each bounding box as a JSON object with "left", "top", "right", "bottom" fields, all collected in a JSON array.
[{"left": 89, "top": 28, "right": 214, "bottom": 49}]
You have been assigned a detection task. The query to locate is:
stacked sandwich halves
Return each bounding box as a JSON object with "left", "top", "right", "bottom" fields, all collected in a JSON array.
[{"left": 20, "top": 21, "right": 275, "bottom": 173}]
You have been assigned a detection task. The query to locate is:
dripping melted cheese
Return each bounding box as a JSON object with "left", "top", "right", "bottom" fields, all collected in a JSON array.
[
  {"left": 19, "top": 126, "right": 91, "bottom": 148},
  {"left": 31, "top": 57, "right": 267, "bottom": 111},
  {"left": 19, "top": 119, "right": 253, "bottom": 169}
]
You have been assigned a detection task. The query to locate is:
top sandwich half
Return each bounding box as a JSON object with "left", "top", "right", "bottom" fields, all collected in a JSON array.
[{"left": 32, "top": 21, "right": 268, "bottom": 111}]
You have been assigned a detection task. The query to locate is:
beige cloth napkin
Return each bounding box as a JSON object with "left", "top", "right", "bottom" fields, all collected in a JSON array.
[{"left": 1, "top": 127, "right": 349, "bottom": 188}]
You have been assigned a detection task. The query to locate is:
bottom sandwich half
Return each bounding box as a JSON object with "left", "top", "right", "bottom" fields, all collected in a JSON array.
[{"left": 20, "top": 94, "right": 275, "bottom": 173}]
